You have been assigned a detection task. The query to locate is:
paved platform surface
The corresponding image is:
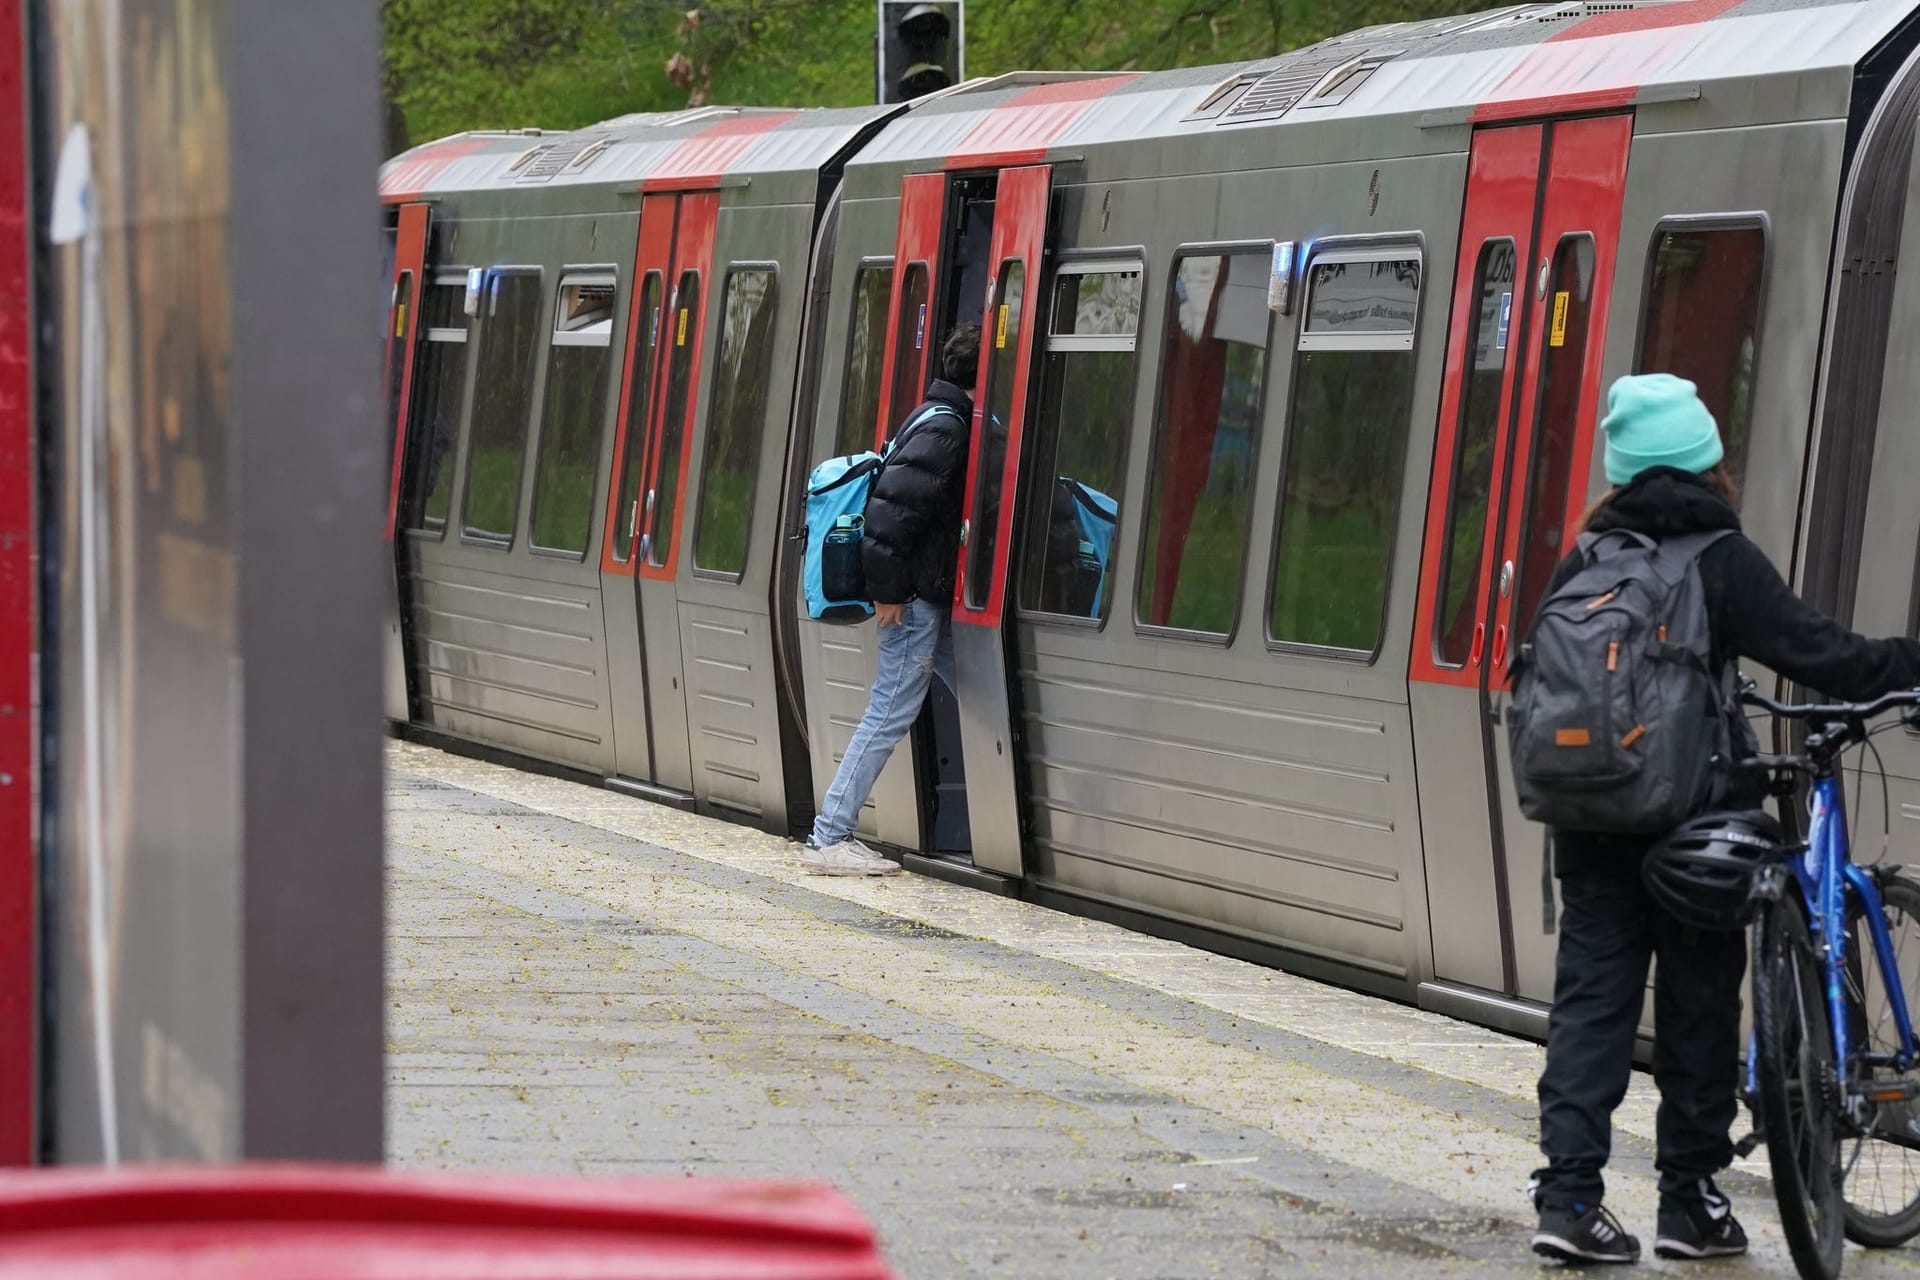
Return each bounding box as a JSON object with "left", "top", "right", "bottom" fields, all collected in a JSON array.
[{"left": 387, "top": 740, "right": 1920, "bottom": 1278}]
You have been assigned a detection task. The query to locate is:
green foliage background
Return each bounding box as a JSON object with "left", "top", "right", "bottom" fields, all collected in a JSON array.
[{"left": 383, "top": 0, "right": 1489, "bottom": 154}]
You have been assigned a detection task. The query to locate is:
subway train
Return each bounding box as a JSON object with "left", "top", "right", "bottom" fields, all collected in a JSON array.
[{"left": 379, "top": 0, "right": 1920, "bottom": 1041}]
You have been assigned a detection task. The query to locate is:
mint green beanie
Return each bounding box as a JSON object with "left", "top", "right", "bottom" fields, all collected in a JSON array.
[{"left": 1600, "top": 373, "right": 1724, "bottom": 485}]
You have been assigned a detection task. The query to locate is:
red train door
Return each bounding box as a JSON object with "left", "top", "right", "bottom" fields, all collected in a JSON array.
[
  {"left": 598, "top": 191, "right": 717, "bottom": 794},
  {"left": 950, "top": 164, "right": 1051, "bottom": 878},
  {"left": 384, "top": 203, "right": 430, "bottom": 723},
  {"left": 1410, "top": 116, "right": 1631, "bottom": 1009}
]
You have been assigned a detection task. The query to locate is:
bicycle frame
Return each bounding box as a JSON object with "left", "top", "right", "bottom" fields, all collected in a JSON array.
[{"left": 1786, "top": 772, "right": 1920, "bottom": 1076}]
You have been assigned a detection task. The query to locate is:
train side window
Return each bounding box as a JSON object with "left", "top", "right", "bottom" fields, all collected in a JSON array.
[
  {"left": 964, "top": 260, "right": 1026, "bottom": 611},
  {"left": 836, "top": 261, "right": 894, "bottom": 456},
  {"left": 1635, "top": 220, "right": 1767, "bottom": 492},
  {"left": 1135, "top": 249, "right": 1273, "bottom": 638},
  {"left": 461, "top": 268, "right": 544, "bottom": 545},
  {"left": 1431, "top": 240, "right": 1514, "bottom": 666},
  {"left": 693, "top": 266, "right": 780, "bottom": 577},
  {"left": 1018, "top": 262, "right": 1142, "bottom": 622},
  {"left": 644, "top": 269, "right": 701, "bottom": 569},
  {"left": 610, "top": 272, "right": 664, "bottom": 563},
  {"left": 400, "top": 276, "right": 471, "bottom": 534},
  {"left": 386, "top": 270, "right": 413, "bottom": 473},
  {"left": 1268, "top": 251, "right": 1421, "bottom": 656},
  {"left": 887, "top": 262, "right": 931, "bottom": 432},
  {"left": 530, "top": 275, "right": 616, "bottom": 557}
]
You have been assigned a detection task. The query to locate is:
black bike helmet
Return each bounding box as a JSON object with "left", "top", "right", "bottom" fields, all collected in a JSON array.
[{"left": 1642, "top": 810, "right": 1786, "bottom": 931}]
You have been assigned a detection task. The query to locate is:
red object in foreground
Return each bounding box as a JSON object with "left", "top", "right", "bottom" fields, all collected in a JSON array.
[{"left": 0, "top": 1166, "right": 897, "bottom": 1279}]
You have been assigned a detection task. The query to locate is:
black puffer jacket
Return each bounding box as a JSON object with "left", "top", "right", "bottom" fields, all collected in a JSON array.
[
  {"left": 1554, "top": 467, "right": 1920, "bottom": 874},
  {"left": 861, "top": 379, "right": 973, "bottom": 605}
]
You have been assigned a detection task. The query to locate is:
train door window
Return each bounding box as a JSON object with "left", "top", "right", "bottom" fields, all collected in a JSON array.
[
  {"left": 461, "top": 268, "right": 544, "bottom": 545},
  {"left": 1510, "top": 235, "right": 1596, "bottom": 638},
  {"left": 400, "top": 276, "right": 471, "bottom": 534},
  {"left": 836, "top": 261, "right": 893, "bottom": 456},
  {"left": 693, "top": 266, "right": 779, "bottom": 577},
  {"left": 610, "top": 271, "right": 664, "bottom": 563},
  {"left": 1432, "top": 240, "right": 1515, "bottom": 665},
  {"left": 887, "top": 262, "right": 931, "bottom": 432},
  {"left": 963, "top": 260, "right": 1025, "bottom": 610},
  {"left": 1018, "top": 262, "right": 1142, "bottom": 621},
  {"left": 1635, "top": 221, "right": 1766, "bottom": 491},
  {"left": 1135, "top": 249, "right": 1273, "bottom": 638},
  {"left": 1268, "top": 250, "right": 1421, "bottom": 656},
  {"left": 644, "top": 269, "right": 701, "bottom": 569},
  {"left": 530, "top": 275, "right": 616, "bottom": 557},
  {"left": 386, "top": 271, "right": 413, "bottom": 466}
]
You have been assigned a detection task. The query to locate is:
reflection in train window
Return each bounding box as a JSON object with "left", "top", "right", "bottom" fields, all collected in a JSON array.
[
  {"left": 964, "top": 260, "right": 1025, "bottom": 611},
  {"left": 610, "top": 272, "right": 664, "bottom": 563},
  {"left": 645, "top": 270, "right": 701, "bottom": 569},
  {"left": 1511, "top": 235, "right": 1596, "bottom": 641},
  {"left": 1269, "top": 252, "right": 1421, "bottom": 654},
  {"left": 1136, "top": 250, "right": 1272, "bottom": 637},
  {"left": 694, "top": 267, "right": 780, "bottom": 577},
  {"left": 461, "top": 269, "right": 544, "bottom": 544},
  {"left": 1019, "top": 264, "right": 1141, "bottom": 620},
  {"left": 887, "top": 263, "right": 931, "bottom": 432},
  {"left": 836, "top": 262, "right": 893, "bottom": 457},
  {"left": 400, "top": 278, "right": 470, "bottom": 533},
  {"left": 1636, "top": 222, "right": 1766, "bottom": 492},
  {"left": 530, "top": 277, "right": 616, "bottom": 557},
  {"left": 1433, "top": 240, "right": 1515, "bottom": 666}
]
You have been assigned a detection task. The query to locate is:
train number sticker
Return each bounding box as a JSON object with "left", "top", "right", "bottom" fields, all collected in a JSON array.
[{"left": 1549, "top": 291, "right": 1570, "bottom": 348}]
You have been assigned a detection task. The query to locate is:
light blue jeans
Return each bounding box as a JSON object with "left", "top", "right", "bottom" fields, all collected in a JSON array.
[{"left": 812, "top": 599, "right": 955, "bottom": 846}]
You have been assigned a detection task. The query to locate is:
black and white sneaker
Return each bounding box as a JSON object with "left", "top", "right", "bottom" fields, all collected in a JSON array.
[
  {"left": 1655, "top": 1178, "right": 1748, "bottom": 1259},
  {"left": 1533, "top": 1201, "right": 1642, "bottom": 1265}
]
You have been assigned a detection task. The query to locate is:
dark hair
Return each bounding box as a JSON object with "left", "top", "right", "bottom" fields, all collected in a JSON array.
[{"left": 942, "top": 323, "right": 981, "bottom": 388}]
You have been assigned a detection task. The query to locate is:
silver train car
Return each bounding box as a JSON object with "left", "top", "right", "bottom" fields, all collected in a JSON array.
[{"left": 379, "top": 0, "right": 1920, "bottom": 1040}]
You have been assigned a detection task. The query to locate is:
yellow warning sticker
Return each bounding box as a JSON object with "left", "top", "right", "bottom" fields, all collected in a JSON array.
[
  {"left": 393, "top": 302, "right": 408, "bottom": 339},
  {"left": 1549, "top": 291, "right": 1570, "bottom": 347},
  {"left": 676, "top": 308, "right": 688, "bottom": 346},
  {"left": 996, "top": 304, "right": 1009, "bottom": 350}
]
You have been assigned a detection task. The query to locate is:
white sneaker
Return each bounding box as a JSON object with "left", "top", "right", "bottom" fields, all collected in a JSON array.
[{"left": 801, "top": 836, "right": 901, "bottom": 877}]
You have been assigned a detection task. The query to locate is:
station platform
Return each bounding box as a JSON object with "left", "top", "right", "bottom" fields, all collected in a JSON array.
[{"left": 386, "top": 741, "right": 1920, "bottom": 1278}]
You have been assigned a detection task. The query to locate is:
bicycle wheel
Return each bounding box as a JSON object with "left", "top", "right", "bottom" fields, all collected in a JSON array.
[
  {"left": 1841, "top": 873, "right": 1920, "bottom": 1246},
  {"left": 1754, "top": 892, "right": 1846, "bottom": 1280}
]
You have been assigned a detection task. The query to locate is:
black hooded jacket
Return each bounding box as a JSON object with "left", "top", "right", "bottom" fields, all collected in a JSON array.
[
  {"left": 1551, "top": 467, "right": 1920, "bottom": 873},
  {"left": 861, "top": 379, "right": 973, "bottom": 606}
]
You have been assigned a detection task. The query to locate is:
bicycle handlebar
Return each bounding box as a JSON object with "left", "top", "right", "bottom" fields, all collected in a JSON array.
[{"left": 1739, "top": 686, "right": 1920, "bottom": 724}]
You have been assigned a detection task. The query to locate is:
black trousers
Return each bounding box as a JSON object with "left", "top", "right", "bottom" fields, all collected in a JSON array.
[{"left": 1533, "top": 864, "right": 1748, "bottom": 1209}]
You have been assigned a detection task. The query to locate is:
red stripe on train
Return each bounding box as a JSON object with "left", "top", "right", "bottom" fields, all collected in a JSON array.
[
  {"left": 379, "top": 136, "right": 492, "bottom": 203},
  {"left": 641, "top": 112, "right": 800, "bottom": 191},
  {"left": 1471, "top": 0, "right": 1744, "bottom": 123},
  {"left": 945, "top": 75, "right": 1139, "bottom": 169}
]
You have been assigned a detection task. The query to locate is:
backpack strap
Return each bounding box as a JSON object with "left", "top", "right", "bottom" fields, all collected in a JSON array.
[{"left": 883, "top": 402, "right": 966, "bottom": 460}]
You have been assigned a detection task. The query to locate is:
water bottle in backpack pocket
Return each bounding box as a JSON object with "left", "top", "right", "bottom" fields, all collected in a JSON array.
[{"left": 1507, "top": 528, "right": 1736, "bottom": 835}]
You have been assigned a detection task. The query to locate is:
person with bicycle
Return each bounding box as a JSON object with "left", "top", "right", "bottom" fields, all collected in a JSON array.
[{"left": 1526, "top": 373, "right": 1920, "bottom": 1264}]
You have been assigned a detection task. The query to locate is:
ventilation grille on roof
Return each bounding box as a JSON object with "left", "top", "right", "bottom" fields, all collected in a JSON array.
[
  {"left": 516, "top": 137, "right": 603, "bottom": 181},
  {"left": 1224, "top": 51, "right": 1363, "bottom": 119}
]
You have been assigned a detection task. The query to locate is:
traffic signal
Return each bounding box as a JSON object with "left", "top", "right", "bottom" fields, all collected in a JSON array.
[{"left": 877, "top": 1, "right": 963, "bottom": 104}]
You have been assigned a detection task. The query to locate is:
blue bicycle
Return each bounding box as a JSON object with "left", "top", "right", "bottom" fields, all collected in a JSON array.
[{"left": 1743, "top": 687, "right": 1920, "bottom": 1280}]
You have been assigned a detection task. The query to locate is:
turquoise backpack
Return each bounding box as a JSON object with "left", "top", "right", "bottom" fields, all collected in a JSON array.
[{"left": 802, "top": 404, "right": 963, "bottom": 624}]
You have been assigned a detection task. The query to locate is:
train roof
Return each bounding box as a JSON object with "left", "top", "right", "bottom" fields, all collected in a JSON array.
[{"left": 382, "top": 0, "right": 1918, "bottom": 203}]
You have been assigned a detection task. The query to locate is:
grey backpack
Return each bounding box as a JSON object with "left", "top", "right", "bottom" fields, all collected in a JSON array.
[{"left": 1508, "top": 528, "right": 1739, "bottom": 835}]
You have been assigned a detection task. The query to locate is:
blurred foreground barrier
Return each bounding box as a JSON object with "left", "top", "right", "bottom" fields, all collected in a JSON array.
[{"left": 0, "top": 1165, "right": 897, "bottom": 1278}]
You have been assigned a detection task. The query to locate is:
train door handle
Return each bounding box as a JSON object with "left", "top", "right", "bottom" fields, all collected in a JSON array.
[
  {"left": 1469, "top": 622, "right": 1485, "bottom": 667},
  {"left": 1491, "top": 623, "right": 1509, "bottom": 669},
  {"left": 1498, "top": 559, "right": 1515, "bottom": 599}
]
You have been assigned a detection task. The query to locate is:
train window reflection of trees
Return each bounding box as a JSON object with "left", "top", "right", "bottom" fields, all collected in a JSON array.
[
  {"left": 1636, "top": 223, "right": 1766, "bottom": 494},
  {"left": 1269, "top": 254, "right": 1421, "bottom": 654},
  {"left": 530, "top": 277, "right": 616, "bottom": 557},
  {"left": 610, "top": 272, "right": 664, "bottom": 563},
  {"left": 1432, "top": 240, "right": 1514, "bottom": 666},
  {"left": 646, "top": 270, "right": 701, "bottom": 569},
  {"left": 1136, "top": 250, "right": 1272, "bottom": 636},
  {"left": 402, "top": 278, "right": 471, "bottom": 534},
  {"left": 694, "top": 267, "right": 779, "bottom": 577},
  {"left": 1020, "top": 264, "right": 1141, "bottom": 620},
  {"left": 888, "top": 263, "right": 931, "bottom": 432},
  {"left": 462, "top": 269, "right": 544, "bottom": 544},
  {"left": 836, "top": 263, "right": 893, "bottom": 456}
]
